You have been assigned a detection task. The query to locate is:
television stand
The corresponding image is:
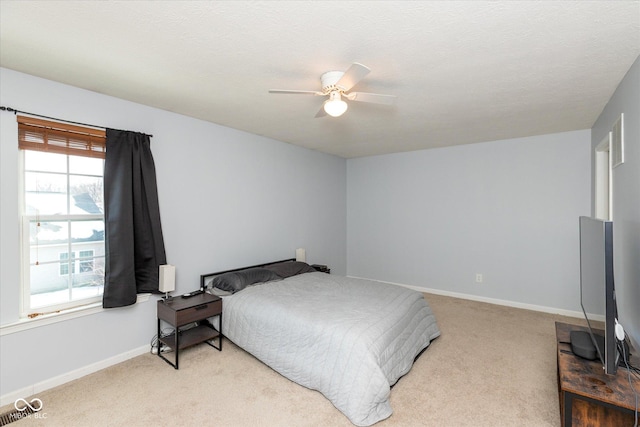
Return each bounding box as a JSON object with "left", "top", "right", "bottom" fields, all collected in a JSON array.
[{"left": 556, "top": 322, "right": 639, "bottom": 426}]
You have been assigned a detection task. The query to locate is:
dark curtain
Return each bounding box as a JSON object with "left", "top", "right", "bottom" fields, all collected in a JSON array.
[{"left": 103, "top": 129, "right": 166, "bottom": 308}]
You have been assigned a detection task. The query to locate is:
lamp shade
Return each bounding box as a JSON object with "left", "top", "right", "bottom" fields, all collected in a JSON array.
[
  {"left": 295, "top": 248, "right": 306, "bottom": 262},
  {"left": 323, "top": 92, "right": 348, "bottom": 117},
  {"left": 159, "top": 264, "right": 176, "bottom": 293}
]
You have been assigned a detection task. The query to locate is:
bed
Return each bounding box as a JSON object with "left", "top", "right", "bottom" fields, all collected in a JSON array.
[{"left": 200, "top": 259, "right": 440, "bottom": 426}]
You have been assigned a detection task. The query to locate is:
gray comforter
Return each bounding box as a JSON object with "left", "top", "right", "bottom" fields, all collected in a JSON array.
[{"left": 221, "top": 272, "right": 440, "bottom": 426}]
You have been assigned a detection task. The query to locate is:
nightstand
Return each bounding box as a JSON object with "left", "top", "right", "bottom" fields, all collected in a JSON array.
[{"left": 157, "top": 293, "right": 222, "bottom": 369}]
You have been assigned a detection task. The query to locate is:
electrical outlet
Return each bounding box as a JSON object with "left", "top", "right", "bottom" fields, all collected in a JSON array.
[{"left": 475, "top": 273, "right": 483, "bottom": 283}]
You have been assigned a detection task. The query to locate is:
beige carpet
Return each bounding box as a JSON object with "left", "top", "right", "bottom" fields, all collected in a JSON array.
[{"left": 3, "top": 293, "right": 581, "bottom": 426}]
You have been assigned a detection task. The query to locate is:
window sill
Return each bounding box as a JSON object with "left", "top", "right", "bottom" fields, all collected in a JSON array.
[{"left": 0, "top": 293, "right": 151, "bottom": 336}]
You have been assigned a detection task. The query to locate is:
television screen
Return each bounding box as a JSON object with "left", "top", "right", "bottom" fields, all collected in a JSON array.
[{"left": 577, "top": 216, "right": 619, "bottom": 375}]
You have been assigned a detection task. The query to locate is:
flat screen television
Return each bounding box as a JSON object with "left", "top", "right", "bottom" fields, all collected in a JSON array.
[{"left": 572, "top": 216, "right": 620, "bottom": 375}]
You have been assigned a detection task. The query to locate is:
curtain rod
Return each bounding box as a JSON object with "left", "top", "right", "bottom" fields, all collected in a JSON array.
[{"left": 0, "top": 106, "right": 153, "bottom": 137}]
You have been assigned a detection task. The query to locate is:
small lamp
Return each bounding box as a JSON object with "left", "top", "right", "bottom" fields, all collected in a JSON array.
[
  {"left": 295, "top": 248, "right": 306, "bottom": 263},
  {"left": 323, "top": 92, "right": 348, "bottom": 117},
  {"left": 159, "top": 264, "right": 176, "bottom": 300}
]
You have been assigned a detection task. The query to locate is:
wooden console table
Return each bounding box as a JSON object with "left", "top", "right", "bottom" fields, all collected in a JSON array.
[{"left": 556, "top": 322, "right": 639, "bottom": 426}]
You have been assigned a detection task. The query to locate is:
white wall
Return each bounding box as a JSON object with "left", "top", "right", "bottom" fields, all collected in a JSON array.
[
  {"left": 591, "top": 55, "right": 640, "bottom": 349},
  {"left": 347, "top": 130, "right": 591, "bottom": 312},
  {"left": 0, "top": 68, "right": 346, "bottom": 400}
]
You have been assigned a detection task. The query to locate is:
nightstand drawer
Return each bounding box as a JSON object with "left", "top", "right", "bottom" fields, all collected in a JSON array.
[{"left": 176, "top": 299, "right": 221, "bottom": 325}]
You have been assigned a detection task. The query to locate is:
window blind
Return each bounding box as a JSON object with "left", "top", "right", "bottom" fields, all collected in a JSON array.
[{"left": 18, "top": 115, "right": 106, "bottom": 159}]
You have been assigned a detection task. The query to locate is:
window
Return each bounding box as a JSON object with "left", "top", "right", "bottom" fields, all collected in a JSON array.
[
  {"left": 19, "top": 116, "right": 106, "bottom": 316},
  {"left": 58, "top": 251, "right": 97, "bottom": 275},
  {"left": 59, "top": 252, "right": 75, "bottom": 275},
  {"left": 79, "top": 250, "right": 95, "bottom": 273}
]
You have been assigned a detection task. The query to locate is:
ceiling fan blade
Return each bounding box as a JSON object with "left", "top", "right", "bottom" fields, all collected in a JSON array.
[
  {"left": 336, "top": 63, "right": 370, "bottom": 91},
  {"left": 347, "top": 92, "right": 396, "bottom": 105},
  {"left": 268, "top": 90, "right": 323, "bottom": 95}
]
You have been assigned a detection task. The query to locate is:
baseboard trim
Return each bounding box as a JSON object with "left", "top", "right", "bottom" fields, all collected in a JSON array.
[
  {"left": 0, "top": 344, "right": 149, "bottom": 407},
  {"left": 347, "top": 275, "right": 585, "bottom": 319}
]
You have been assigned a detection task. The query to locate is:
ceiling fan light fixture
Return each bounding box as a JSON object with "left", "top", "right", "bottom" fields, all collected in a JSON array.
[
  {"left": 323, "top": 91, "right": 348, "bottom": 117},
  {"left": 269, "top": 63, "right": 394, "bottom": 118}
]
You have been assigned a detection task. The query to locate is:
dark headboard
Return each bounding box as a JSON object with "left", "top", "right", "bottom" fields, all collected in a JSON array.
[{"left": 199, "top": 258, "right": 295, "bottom": 291}]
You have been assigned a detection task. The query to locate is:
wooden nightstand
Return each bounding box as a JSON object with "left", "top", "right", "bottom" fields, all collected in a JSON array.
[{"left": 157, "top": 293, "right": 222, "bottom": 369}]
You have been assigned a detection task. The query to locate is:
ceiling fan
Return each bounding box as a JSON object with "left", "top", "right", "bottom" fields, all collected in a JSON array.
[{"left": 269, "top": 63, "right": 396, "bottom": 118}]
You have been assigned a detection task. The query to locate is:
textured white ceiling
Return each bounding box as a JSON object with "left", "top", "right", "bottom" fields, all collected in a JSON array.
[{"left": 1, "top": 1, "right": 639, "bottom": 158}]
